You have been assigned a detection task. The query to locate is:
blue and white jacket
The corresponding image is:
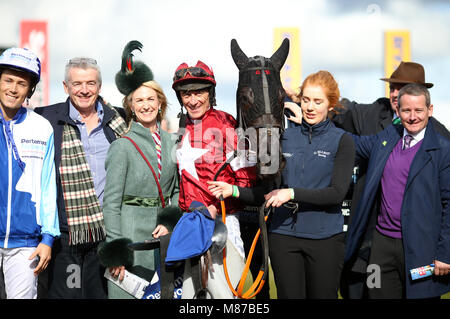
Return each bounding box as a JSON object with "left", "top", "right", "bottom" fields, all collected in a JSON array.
[{"left": 0, "top": 107, "right": 60, "bottom": 248}]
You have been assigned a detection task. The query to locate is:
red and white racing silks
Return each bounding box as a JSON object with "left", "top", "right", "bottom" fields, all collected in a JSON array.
[{"left": 176, "top": 107, "right": 257, "bottom": 214}]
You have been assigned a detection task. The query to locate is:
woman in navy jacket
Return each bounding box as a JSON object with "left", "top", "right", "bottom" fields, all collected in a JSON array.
[{"left": 209, "top": 71, "right": 355, "bottom": 298}]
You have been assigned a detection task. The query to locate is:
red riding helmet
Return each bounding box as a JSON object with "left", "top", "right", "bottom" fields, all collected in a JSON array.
[
  {"left": 172, "top": 60, "right": 216, "bottom": 91},
  {"left": 172, "top": 60, "right": 217, "bottom": 107}
]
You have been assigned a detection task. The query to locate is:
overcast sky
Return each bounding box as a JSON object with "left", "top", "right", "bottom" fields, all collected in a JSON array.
[{"left": 1, "top": 0, "right": 449, "bottom": 128}]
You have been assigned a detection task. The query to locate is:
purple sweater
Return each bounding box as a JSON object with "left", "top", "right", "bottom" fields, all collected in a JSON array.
[{"left": 377, "top": 138, "right": 423, "bottom": 238}]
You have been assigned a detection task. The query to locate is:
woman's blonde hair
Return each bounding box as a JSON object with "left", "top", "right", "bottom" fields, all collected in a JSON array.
[{"left": 123, "top": 80, "right": 168, "bottom": 125}]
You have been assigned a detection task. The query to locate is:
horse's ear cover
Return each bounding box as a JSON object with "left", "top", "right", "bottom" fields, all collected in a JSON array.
[
  {"left": 230, "top": 39, "right": 248, "bottom": 71},
  {"left": 231, "top": 38, "right": 290, "bottom": 72},
  {"left": 115, "top": 40, "right": 154, "bottom": 96},
  {"left": 270, "top": 38, "right": 290, "bottom": 71},
  {"left": 98, "top": 238, "right": 134, "bottom": 268}
]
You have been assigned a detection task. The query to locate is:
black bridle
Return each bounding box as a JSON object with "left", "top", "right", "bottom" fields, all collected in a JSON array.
[{"left": 237, "top": 59, "right": 285, "bottom": 132}]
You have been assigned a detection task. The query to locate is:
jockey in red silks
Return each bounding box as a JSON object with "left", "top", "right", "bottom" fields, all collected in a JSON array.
[{"left": 172, "top": 60, "right": 257, "bottom": 258}]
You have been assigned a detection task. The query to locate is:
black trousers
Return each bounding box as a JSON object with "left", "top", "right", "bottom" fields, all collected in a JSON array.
[
  {"left": 46, "top": 232, "right": 107, "bottom": 299},
  {"left": 367, "top": 229, "right": 405, "bottom": 299},
  {"left": 269, "top": 232, "right": 345, "bottom": 299}
]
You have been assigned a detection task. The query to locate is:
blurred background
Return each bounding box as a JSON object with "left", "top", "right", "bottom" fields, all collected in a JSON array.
[{"left": 1, "top": 0, "right": 449, "bottom": 130}]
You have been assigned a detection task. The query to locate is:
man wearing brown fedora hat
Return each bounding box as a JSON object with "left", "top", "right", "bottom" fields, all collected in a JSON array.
[
  {"left": 331, "top": 61, "right": 450, "bottom": 299},
  {"left": 336, "top": 61, "right": 444, "bottom": 135}
]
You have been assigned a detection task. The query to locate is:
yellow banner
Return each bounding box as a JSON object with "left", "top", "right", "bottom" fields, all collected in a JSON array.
[
  {"left": 274, "top": 27, "right": 301, "bottom": 94},
  {"left": 384, "top": 30, "right": 411, "bottom": 97}
]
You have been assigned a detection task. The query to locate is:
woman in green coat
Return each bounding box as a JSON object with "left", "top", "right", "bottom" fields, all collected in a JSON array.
[{"left": 102, "top": 41, "right": 180, "bottom": 299}]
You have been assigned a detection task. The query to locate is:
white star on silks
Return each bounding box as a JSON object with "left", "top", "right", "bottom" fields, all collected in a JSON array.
[{"left": 176, "top": 132, "right": 209, "bottom": 181}]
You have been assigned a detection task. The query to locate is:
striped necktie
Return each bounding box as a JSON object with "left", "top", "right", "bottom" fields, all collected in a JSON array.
[
  {"left": 403, "top": 134, "right": 413, "bottom": 149},
  {"left": 152, "top": 130, "right": 162, "bottom": 179}
]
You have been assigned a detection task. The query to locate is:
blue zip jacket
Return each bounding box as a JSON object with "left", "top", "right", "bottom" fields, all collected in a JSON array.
[{"left": 0, "top": 107, "right": 60, "bottom": 248}]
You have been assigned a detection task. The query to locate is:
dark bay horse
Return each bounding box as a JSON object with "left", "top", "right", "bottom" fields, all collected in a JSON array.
[
  {"left": 210, "top": 38, "right": 291, "bottom": 298},
  {"left": 231, "top": 38, "right": 290, "bottom": 179}
]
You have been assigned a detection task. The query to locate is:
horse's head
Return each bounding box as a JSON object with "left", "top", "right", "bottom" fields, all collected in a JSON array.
[{"left": 231, "top": 38, "right": 290, "bottom": 179}]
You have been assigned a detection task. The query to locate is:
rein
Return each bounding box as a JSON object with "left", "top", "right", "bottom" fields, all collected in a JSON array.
[{"left": 213, "top": 158, "right": 271, "bottom": 299}]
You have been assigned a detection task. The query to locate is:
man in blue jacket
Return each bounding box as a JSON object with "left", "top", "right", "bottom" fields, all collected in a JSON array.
[
  {"left": 345, "top": 83, "right": 450, "bottom": 298},
  {"left": 333, "top": 61, "right": 449, "bottom": 299},
  {"left": 0, "top": 47, "right": 60, "bottom": 298}
]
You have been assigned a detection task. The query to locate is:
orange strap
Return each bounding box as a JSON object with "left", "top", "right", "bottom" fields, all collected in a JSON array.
[{"left": 220, "top": 200, "right": 268, "bottom": 299}]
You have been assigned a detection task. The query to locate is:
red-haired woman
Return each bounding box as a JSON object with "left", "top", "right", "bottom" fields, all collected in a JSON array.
[{"left": 208, "top": 70, "right": 355, "bottom": 298}]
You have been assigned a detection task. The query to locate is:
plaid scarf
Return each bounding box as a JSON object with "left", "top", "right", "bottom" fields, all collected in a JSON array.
[{"left": 60, "top": 106, "right": 127, "bottom": 245}]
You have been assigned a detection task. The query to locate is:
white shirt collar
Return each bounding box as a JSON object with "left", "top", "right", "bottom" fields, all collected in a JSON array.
[{"left": 403, "top": 127, "right": 426, "bottom": 148}]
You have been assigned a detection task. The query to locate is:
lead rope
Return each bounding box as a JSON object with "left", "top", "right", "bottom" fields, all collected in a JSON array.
[
  {"left": 220, "top": 198, "right": 270, "bottom": 299},
  {"left": 213, "top": 156, "right": 270, "bottom": 299}
]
